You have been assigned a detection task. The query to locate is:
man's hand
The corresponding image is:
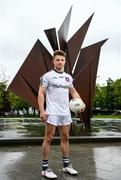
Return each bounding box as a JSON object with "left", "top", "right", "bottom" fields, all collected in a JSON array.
[
  {"left": 39, "top": 111, "right": 48, "bottom": 122},
  {"left": 75, "top": 106, "right": 86, "bottom": 117},
  {"left": 80, "top": 107, "right": 85, "bottom": 112}
]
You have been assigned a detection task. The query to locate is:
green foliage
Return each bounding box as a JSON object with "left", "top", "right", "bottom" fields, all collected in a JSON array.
[
  {"left": 0, "top": 80, "right": 31, "bottom": 116},
  {"left": 113, "top": 79, "right": 121, "bottom": 109},
  {"left": 9, "top": 92, "right": 30, "bottom": 115},
  {"left": 93, "top": 115, "right": 121, "bottom": 119},
  {"left": 105, "top": 78, "right": 115, "bottom": 110},
  {"left": 93, "top": 84, "right": 106, "bottom": 109},
  {"left": 93, "top": 78, "right": 121, "bottom": 110},
  {"left": 0, "top": 81, "right": 10, "bottom": 115}
]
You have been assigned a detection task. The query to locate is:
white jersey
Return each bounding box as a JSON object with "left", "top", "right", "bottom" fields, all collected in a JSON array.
[{"left": 40, "top": 69, "right": 73, "bottom": 115}]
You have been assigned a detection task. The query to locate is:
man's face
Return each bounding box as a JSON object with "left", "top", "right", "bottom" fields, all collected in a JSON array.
[{"left": 53, "top": 55, "right": 66, "bottom": 71}]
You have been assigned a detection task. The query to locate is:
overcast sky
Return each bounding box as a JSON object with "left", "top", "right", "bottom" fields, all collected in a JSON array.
[{"left": 0, "top": 0, "right": 121, "bottom": 85}]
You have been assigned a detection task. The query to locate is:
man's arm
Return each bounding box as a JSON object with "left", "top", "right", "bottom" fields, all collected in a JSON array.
[
  {"left": 69, "top": 87, "right": 81, "bottom": 99},
  {"left": 38, "top": 85, "right": 47, "bottom": 121},
  {"left": 69, "top": 87, "right": 85, "bottom": 112}
]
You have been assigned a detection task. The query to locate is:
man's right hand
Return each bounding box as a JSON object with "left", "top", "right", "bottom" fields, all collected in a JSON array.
[{"left": 39, "top": 111, "right": 48, "bottom": 122}]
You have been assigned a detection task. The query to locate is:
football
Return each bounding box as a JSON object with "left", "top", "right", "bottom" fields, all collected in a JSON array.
[{"left": 69, "top": 98, "right": 86, "bottom": 113}]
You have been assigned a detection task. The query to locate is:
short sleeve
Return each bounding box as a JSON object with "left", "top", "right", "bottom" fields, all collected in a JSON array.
[
  {"left": 40, "top": 74, "right": 48, "bottom": 87},
  {"left": 69, "top": 75, "right": 74, "bottom": 88}
]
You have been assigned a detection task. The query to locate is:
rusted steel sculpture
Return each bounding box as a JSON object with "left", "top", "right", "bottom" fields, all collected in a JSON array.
[{"left": 8, "top": 7, "right": 107, "bottom": 130}]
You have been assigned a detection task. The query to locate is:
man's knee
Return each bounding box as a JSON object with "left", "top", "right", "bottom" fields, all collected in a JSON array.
[
  {"left": 44, "top": 135, "right": 54, "bottom": 144},
  {"left": 61, "top": 133, "right": 69, "bottom": 142}
]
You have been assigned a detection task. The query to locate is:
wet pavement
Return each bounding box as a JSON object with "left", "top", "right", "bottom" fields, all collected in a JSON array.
[
  {"left": 0, "top": 143, "right": 121, "bottom": 180},
  {"left": 1, "top": 118, "right": 121, "bottom": 138}
]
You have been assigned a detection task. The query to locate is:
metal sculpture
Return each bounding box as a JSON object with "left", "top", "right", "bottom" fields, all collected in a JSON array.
[{"left": 8, "top": 7, "right": 107, "bottom": 130}]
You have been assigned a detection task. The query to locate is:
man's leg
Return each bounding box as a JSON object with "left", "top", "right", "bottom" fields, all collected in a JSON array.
[
  {"left": 58, "top": 125, "right": 70, "bottom": 159},
  {"left": 59, "top": 125, "right": 78, "bottom": 175},
  {"left": 42, "top": 123, "right": 55, "bottom": 160},
  {"left": 41, "top": 123, "right": 57, "bottom": 178}
]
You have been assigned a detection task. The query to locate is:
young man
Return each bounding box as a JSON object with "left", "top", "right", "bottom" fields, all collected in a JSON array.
[{"left": 38, "top": 50, "right": 85, "bottom": 179}]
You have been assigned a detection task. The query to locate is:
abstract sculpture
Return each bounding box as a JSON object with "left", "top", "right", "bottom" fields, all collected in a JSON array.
[{"left": 8, "top": 7, "right": 107, "bottom": 130}]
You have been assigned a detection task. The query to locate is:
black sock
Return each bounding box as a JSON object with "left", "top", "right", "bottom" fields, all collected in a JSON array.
[
  {"left": 63, "top": 156, "right": 69, "bottom": 168},
  {"left": 42, "top": 160, "right": 48, "bottom": 171}
]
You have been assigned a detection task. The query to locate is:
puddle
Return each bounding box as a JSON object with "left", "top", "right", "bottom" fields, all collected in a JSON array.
[{"left": 0, "top": 118, "right": 121, "bottom": 138}]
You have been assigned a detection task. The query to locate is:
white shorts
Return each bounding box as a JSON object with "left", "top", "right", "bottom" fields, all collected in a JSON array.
[{"left": 47, "top": 115, "right": 72, "bottom": 126}]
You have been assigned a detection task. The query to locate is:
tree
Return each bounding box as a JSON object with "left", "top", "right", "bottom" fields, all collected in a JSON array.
[
  {"left": 0, "top": 81, "right": 11, "bottom": 116},
  {"left": 113, "top": 78, "right": 121, "bottom": 109},
  {"left": 105, "top": 78, "right": 115, "bottom": 110},
  {"left": 93, "top": 78, "right": 121, "bottom": 111},
  {"left": 9, "top": 92, "right": 30, "bottom": 116},
  {"left": 93, "top": 83, "right": 106, "bottom": 109}
]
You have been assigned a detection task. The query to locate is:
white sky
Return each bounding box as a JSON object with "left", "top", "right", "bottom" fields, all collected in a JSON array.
[{"left": 0, "top": 0, "right": 121, "bottom": 85}]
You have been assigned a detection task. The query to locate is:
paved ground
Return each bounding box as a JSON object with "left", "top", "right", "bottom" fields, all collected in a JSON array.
[{"left": 0, "top": 143, "right": 121, "bottom": 180}]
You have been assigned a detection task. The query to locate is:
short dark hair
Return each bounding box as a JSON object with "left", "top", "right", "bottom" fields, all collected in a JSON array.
[{"left": 53, "top": 50, "right": 66, "bottom": 58}]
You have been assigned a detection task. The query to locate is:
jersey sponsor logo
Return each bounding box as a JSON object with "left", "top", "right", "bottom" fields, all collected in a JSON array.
[
  {"left": 52, "top": 84, "right": 68, "bottom": 89},
  {"left": 65, "top": 77, "right": 70, "bottom": 82}
]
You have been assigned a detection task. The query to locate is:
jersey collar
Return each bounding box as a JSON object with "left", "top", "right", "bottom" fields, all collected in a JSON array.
[{"left": 53, "top": 69, "right": 64, "bottom": 74}]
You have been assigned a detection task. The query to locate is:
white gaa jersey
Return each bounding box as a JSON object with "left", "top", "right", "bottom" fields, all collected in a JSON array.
[{"left": 40, "top": 69, "right": 73, "bottom": 115}]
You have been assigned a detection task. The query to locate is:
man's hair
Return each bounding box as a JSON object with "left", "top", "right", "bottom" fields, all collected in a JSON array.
[{"left": 53, "top": 50, "right": 66, "bottom": 58}]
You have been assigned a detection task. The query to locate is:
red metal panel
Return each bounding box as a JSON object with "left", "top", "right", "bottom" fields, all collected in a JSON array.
[
  {"left": 73, "top": 60, "right": 94, "bottom": 130},
  {"left": 67, "top": 14, "right": 94, "bottom": 72},
  {"left": 8, "top": 73, "right": 38, "bottom": 109},
  {"left": 44, "top": 28, "right": 59, "bottom": 51},
  {"left": 58, "top": 6, "right": 72, "bottom": 51},
  {"left": 19, "top": 39, "right": 53, "bottom": 93},
  {"left": 73, "top": 39, "right": 108, "bottom": 78},
  {"left": 73, "top": 39, "right": 108, "bottom": 129},
  {"left": 8, "top": 39, "right": 53, "bottom": 108}
]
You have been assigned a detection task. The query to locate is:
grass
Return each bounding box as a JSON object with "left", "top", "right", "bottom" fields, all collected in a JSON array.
[
  {"left": 1, "top": 114, "right": 121, "bottom": 119},
  {"left": 92, "top": 115, "right": 121, "bottom": 119}
]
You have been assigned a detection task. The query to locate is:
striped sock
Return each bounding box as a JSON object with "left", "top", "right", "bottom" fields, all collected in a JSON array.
[
  {"left": 42, "top": 160, "right": 49, "bottom": 171},
  {"left": 63, "top": 156, "right": 69, "bottom": 168}
]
